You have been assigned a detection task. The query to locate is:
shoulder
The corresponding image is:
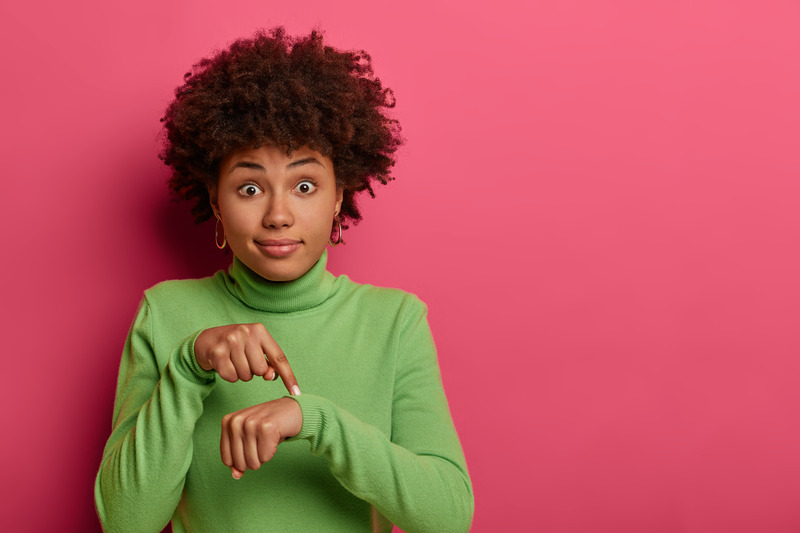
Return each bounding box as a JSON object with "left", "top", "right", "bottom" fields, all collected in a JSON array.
[
  {"left": 136, "top": 272, "right": 230, "bottom": 343},
  {"left": 336, "top": 275, "right": 428, "bottom": 318},
  {"left": 142, "top": 272, "right": 224, "bottom": 311}
]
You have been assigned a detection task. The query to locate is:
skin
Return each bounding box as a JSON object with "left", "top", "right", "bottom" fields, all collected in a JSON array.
[
  {"left": 194, "top": 144, "right": 343, "bottom": 479},
  {"left": 213, "top": 144, "right": 343, "bottom": 282}
]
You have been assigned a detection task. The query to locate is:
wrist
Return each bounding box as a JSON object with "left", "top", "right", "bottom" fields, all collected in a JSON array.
[
  {"left": 276, "top": 397, "right": 303, "bottom": 439},
  {"left": 185, "top": 330, "right": 216, "bottom": 381},
  {"left": 193, "top": 330, "right": 213, "bottom": 371}
]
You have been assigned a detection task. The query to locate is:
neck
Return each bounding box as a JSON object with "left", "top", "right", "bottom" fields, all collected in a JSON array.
[{"left": 221, "top": 250, "right": 336, "bottom": 312}]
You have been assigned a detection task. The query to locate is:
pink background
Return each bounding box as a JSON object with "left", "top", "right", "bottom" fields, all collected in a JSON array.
[{"left": 2, "top": 1, "right": 799, "bottom": 531}]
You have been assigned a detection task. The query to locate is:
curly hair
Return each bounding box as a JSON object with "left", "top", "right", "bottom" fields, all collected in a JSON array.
[{"left": 160, "top": 27, "right": 403, "bottom": 227}]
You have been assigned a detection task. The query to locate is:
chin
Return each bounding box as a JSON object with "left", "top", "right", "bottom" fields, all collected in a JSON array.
[
  {"left": 255, "top": 260, "right": 310, "bottom": 282},
  {"left": 261, "top": 271, "right": 298, "bottom": 282},
  {"left": 237, "top": 245, "right": 322, "bottom": 282}
]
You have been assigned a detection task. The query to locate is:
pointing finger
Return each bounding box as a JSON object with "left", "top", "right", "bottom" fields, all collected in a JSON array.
[{"left": 262, "top": 340, "right": 300, "bottom": 396}]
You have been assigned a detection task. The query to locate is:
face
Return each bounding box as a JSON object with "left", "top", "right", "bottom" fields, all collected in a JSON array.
[{"left": 212, "top": 145, "right": 343, "bottom": 282}]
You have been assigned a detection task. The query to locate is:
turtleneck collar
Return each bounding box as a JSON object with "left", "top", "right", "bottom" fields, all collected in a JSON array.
[{"left": 220, "top": 250, "right": 337, "bottom": 313}]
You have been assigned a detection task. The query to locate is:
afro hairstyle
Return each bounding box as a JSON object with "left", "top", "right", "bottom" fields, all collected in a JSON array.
[{"left": 160, "top": 27, "right": 403, "bottom": 227}]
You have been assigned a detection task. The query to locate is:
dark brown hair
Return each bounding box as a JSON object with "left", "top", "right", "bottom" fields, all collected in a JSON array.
[{"left": 160, "top": 27, "right": 403, "bottom": 227}]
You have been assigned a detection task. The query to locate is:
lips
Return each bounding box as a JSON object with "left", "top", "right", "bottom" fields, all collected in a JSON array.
[{"left": 255, "top": 239, "right": 302, "bottom": 258}]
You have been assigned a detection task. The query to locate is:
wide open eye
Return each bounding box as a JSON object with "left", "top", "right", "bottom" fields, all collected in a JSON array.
[
  {"left": 295, "top": 180, "right": 317, "bottom": 194},
  {"left": 238, "top": 183, "right": 263, "bottom": 197}
]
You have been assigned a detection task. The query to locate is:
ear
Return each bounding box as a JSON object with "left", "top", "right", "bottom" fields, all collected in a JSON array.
[
  {"left": 209, "top": 186, "right": 220, "bottom": 220},
  {"left": 334, "top": 187, "right": 344, "bottom": 216}
]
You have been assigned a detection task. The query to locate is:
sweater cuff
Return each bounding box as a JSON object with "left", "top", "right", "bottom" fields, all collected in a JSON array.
[
  {"left": 285, "top": 393, "right": 330, "bottom": 448},
  {"left": 174, "top": 330, "right": 217, "bottom": 383}
]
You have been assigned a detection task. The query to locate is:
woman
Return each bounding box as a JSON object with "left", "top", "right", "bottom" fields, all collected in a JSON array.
[{"left": 95, "top": 28, "right": 473, "bottom": 533}]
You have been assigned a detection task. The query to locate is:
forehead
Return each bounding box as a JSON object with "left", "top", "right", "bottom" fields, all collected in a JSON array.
[{"left": 221, "top": 145, "right": 331, "bottom": 170}]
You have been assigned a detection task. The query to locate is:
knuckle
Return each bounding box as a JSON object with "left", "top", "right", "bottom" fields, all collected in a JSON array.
[
  {"left": 271, "top": 351, "right": 287, "bottom": 364},
  {"left": 211, "top": 345, "right": 226, "bottom": 358},
  {"left": 244, "top": 418, "right": 260, "bottom": 432},
  {"left": 259, "top": 421, "right": 276, "bottom": 436},
  {"left": 225, "top": 333, "right": 239, "bottom": 345}
]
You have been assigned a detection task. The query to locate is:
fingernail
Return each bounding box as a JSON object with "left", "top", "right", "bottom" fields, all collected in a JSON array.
[
  {"left": 272, "top": 373, "right": 279, "bottom": 381},
  {"left": 292, "top": 385, "right": 301, "bottom": 396}
]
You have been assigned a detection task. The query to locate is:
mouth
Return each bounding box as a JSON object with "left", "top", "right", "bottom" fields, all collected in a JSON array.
[{"left": 255, "top": 239, "right": 302, "bottom": 258}]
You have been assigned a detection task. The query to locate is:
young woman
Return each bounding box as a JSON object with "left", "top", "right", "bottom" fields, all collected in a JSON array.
[{"left": 95, "top": 28, "right": 473, "bottom": 533}]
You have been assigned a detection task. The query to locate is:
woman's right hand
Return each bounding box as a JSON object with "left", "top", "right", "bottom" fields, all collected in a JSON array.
[{"left": 194, "top": 323, "right": 301, "bottom": 395}]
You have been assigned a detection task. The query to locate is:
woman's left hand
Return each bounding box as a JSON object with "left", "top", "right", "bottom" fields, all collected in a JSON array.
[{"left": 220, "top": 397, "right": 303, "bottom": 479}]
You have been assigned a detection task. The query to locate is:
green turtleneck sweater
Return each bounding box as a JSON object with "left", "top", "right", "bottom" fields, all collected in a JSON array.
[{"left": 95, "top": 252, "right": 473, "bottom": 533}]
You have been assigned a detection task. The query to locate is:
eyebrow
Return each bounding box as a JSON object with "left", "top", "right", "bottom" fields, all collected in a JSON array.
[
  {"left": 227, "top": 157, "right": 324, "bottom": 174},
  {"left": 228, "top": 161, "right": 265, "bottom": 173},
  {"left": 286, "top": 157, "right": 324, "bottom": 170}
]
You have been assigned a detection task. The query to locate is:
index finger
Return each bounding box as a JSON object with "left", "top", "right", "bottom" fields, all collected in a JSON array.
[{"left": 261, "top": 337, "right": 300, "bottom": 396}]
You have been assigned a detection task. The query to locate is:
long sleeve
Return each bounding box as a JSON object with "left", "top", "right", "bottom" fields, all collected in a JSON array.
[
  {"left": 94, "top": 297, "right": 217, "bottom": 533},
  {"left": 95, "top": 262, "right": 473, "bottom": 532},
  {"left": 290, "top": 297, "right": 474, "bottom": 533}
]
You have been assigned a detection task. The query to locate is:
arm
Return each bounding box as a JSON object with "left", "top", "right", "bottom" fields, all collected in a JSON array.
[
  {"left": 94, "top": 297, "right": 217, "bottom": 533},
  {"left": 291, "top": 297, "right": 474, "bottom": 533}
]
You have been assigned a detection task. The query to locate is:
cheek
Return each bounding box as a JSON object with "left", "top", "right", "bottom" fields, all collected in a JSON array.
[
  {"left": 221, "top": 203, "right": 260, "bottom": 236},
  {"left": 305, "top": 201, "right": 336, "bottom": 233},
  {"left": 300, "top": 211, "right": 330, "bottom": 240}
]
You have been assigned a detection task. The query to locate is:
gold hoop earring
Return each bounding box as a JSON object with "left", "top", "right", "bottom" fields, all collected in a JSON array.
[
  {"left": 215, "top": 217, "right": 227, "bottom": 249},
  {"left": 329, "top": 215, "right": 343, "bottom": 247}
]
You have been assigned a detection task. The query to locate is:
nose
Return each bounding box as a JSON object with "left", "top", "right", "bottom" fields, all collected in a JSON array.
[{"left": 262, "top": 192, "right": 293, "bottom": 228}]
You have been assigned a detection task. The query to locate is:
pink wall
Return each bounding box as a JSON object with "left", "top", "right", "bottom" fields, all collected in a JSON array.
[{"left": 2, "top": 1, "right": 799, "bottom": 531}]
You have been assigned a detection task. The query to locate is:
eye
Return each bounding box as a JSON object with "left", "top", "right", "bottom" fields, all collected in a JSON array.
[
  {"left": 295, "top": 180, "right": 317, "bottom": 194},
  {"left": 238, "top": 183, "right": 262, "bottom": 197}
]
